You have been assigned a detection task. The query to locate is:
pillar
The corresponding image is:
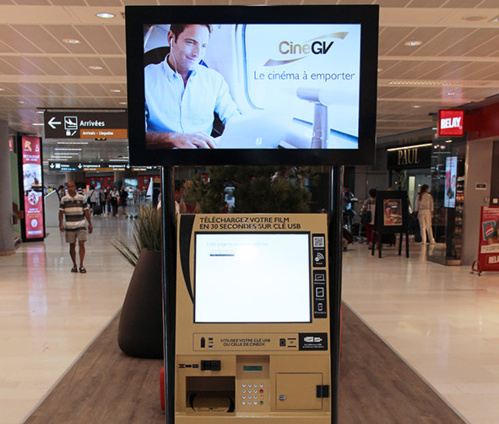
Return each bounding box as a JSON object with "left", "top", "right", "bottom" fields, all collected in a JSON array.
[
  {"left": 114, "top": 171, "right": 124, "bottom": 189},
  {"left": 0, "top": 120, "right": 15, "bottom": 255}
]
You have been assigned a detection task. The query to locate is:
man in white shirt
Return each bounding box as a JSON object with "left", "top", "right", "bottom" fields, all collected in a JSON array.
[
  {"left": 59, "top": 181, "right": 93, "bottom": 273},
  {"left": 145, "top": 24, "right": 240, "bottom": 149}
]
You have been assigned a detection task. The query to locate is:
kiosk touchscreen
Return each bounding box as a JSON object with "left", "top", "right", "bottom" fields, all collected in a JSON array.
[{"left": 176, "top": 214, "right": 331, "bottom": 423}]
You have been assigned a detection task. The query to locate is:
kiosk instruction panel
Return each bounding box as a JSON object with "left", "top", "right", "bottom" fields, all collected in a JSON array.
[{"left": 176, "top": 214, "right": 331, "bottom": 423}]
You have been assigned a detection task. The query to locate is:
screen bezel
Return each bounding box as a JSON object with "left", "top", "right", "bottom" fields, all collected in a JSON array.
[
  {"left": 193, "top": 231, "right": 312, "bottom": 324},
  {"left": 125, "top": 5, "right": 379, "bottom": 166}
]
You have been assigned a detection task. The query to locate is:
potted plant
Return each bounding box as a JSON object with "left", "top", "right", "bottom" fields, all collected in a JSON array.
[{"left": 113, "top": 205, "right": 163, "bottom": 359}]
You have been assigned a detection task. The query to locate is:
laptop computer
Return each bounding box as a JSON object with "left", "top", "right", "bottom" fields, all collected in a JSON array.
[{"left": 215, "top": 111, "right": 291, "bottom": 149}]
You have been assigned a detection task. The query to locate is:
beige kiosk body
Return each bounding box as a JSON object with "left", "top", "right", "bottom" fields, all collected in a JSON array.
[{"left": 175, "top": 213, "right": 331, "bottom": 423}]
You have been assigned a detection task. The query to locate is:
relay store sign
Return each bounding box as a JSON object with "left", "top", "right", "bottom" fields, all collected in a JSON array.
[
  {"left": 438, "top": 109, "right": 465, "bottom": 137},
  {"left": 44, "top": 112, "right": 127, "bottom": 139}
]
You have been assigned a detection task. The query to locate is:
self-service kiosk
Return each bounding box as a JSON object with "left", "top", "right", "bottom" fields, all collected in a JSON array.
[{"left": 175, "top": 213, "right": 331, "bottom": 423}]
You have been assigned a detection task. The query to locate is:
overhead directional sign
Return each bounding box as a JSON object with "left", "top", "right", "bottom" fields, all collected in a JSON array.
[
  {"left": 44, "top": 112, "right": 127, "bottom": 139},
  {"left": 48, "top": 161, "right": 156, "bottom": 172}
]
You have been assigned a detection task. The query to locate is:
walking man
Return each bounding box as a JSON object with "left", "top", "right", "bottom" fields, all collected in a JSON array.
[{"left": 59, "top": 181, "right": 93, "bottom": 273}]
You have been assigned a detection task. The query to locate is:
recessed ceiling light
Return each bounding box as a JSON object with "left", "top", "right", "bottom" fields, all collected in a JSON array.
[
  {"left": 377, "top": 68, "right": 383, "bottom": 73},
  {"left": 491, "top": 15, "right": 499, "bottom": 23},
  {"left": 32, "top": 123, "right": 44, "bottom": 126},
  {"left": 63, "top": 38, "right": 80, "bottom": 44},
  {"left": 89, "top": 65, "right": 103, "bottom": 70},
  {"left": 18, "top": 100, "right": 26, "bottom": 104},
  {"left": 404, "top": 40, "right": 423, "bottom": 47},
  {"left": 36, "top": 110, "right": 44, "bottom": 114},
  {"left": 96, "top": 12, "right": 115, "bottom": 19},
  {"left": 412, "top": 105, "right": 421, "bottom": 109},
  {"left": 110, "top": 89, "right": 121, "bottom": 93},
  {"left": 0, "top": 88, "right": 5, "bottom": 92},
  {"left": 119, "top": 101, "right": 127, "bottom": 105},
  {"left": 446, "top": 91, "right": 456, "bottom": 96}
]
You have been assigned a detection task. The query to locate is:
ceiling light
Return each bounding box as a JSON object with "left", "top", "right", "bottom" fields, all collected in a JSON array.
[
  {"left": 387, "top": 143, "right": 432, "bottom": 152},
  {"left": 412, "top": 105, "right": 421, "bottom": 109},
  {"left": 119, "top": 101, "right": 127, "bottom": 105},
  {"left": 404, "top": 40, "right": 423, "bottom": 47},
  {"left": 36, "top": 110, "right": 44, "bottom": 114},
  {"left": 0, "top": 88, "right": 5, "bottom": 92},
  {"left": 377, "top": 68, "right": 383, "bottom": 73},
  {"left": 492, "top": 15, "right": 499, "bottom": 23},
  {"left": 18, "top": 100, "right": 26, "bottom": 104},
  {"left": 32, "top": 123, "right": 44, "bottom": 126},
  {"left": 110, "top": 89, "right": 121, "bottom": 93},
  {"left": 389, "top": 80, "right": 464, "bottom": 87},
  {"left": 55, "top": 148, "right": 82, "bottom": 151},
  {"left": 96, "top": 12, "right": 115, "bottom": 19},
  {"left": 89, "top": 65, "right": 103, "bottom": 70},
  {"left": 57, "top": 141, "right": 88, "bottom": 145},
  {"left": 63, "top": 38, "right": 80, "bottom": 44}
]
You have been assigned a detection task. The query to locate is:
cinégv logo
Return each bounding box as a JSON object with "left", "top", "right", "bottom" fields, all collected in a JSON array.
[{"left": 264, "top": 32, "right": 348, "bottom": 67}]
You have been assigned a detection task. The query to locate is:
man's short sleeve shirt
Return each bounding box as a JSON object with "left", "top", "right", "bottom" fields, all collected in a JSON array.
[{"left": 59, "top": 194, "right": 88, "bottom": 231}]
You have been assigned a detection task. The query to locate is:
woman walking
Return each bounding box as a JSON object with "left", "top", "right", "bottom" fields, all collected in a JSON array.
[
  {"left": 415, "top": 184, "right": 435, "bottom": 244},
  {"left": 361, "top": 188, "right": 376, "bottom": 249}
]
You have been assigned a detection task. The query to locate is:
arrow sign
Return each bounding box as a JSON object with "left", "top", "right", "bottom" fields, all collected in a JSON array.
[
  {"left": 50, "top": 163, "right": 54, "bottom": 168},
  {"left": 48, "top": 117, "right": 62, "bottom": 129},
  {"left": 78, "top": 163, "right": 82, "bottom": 169}
]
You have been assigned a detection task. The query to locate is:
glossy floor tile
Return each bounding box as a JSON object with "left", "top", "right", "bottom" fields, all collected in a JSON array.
[
  {"left": 0, "top": 215, "right": 136, "bottom": 424},
  {"left": 1, "top": 221, "right": 498, "bottom": 424},
  {"left": 342, "top": 242, "right": 499, "bottom": 424}
]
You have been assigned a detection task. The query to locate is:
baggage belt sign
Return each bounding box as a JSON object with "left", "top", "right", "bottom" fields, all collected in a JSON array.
[
  {"left": 44, "top": 112, "right": 127, "bottom": 139},
  {"left": 477, "top": 206, "right": 499, "bottom": 271}
]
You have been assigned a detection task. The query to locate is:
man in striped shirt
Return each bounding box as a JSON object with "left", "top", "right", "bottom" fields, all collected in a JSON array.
[{"left": 59, "top": 181, "right": 93, "bottom": 273}]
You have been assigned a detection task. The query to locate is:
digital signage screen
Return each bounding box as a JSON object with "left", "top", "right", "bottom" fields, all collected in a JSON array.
[
  {"left": 21, "top": 136, "right": 45, "bottom": 241},
  {"left": 194, "top": 232, "right": 311, "bottom": 323},
  {"left": 444, "top": 156, "right": 457, "bottom": 208},
  {"left": 126, "top": 5, "right": 379, "bottom": 166}
]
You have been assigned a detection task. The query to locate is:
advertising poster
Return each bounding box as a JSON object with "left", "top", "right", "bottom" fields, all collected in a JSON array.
[
  {"left": 383, "top": 199, "right": 403, "bottom": 226},
  {"left": 143, "top": 23, "right": 361, "bottom": 150},
  {"left": 21, "top": 136, "right": 45, "bottom": 240},
  {"left": 478, "top": 206, "right": 499, "bottom": 272},
  {"left": 9, "top": 135, "right": 14, "bottom": 152},
  {"left": 444, "top": 156, "right": 457, "bottom": 208}
]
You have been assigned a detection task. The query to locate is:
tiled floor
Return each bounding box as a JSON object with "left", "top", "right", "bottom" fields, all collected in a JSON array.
[
  {"left": 1, "top": 218, "right": 498, "bottom": 423},
  {"left": 0, "top": 215, "right": 135, "bottom": 424},
  {"left": 342, "top": 242, "right": 499, "bottom": 424}
]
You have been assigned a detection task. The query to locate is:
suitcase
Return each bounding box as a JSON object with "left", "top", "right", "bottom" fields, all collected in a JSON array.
[{"left": 93, "top": 203, "right": 102, "bottom": 215}]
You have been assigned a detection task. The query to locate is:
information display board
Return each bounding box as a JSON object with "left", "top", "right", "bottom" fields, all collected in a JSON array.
[
  {"left": 175, "top": 213, "right": 331, "bottom": 422},
  {"left": 126, "top": 5, "right": 379, "bottom": 166},
  {"left": 476, "top": 206, "right": 499, "bottom": 272},
  {"left": 20, "top": 136, "right": 45, "bottom": 241}
]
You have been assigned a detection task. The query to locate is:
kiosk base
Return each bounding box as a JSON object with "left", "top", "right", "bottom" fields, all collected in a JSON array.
[{"left": 176, "top": 415, "right": 331, "bottom": 423}]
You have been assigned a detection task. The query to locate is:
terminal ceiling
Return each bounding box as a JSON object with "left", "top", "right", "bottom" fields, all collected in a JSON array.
[{"left": 0, "top": 0, "right": 497, "bottom": 165}]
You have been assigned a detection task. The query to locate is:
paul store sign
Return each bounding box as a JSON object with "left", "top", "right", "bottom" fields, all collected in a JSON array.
[{"left": 387, "top": 144, "right": 432, "bottom": 170}]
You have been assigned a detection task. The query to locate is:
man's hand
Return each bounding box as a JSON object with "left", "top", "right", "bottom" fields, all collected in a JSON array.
[
  {"left": 59, "top": 223, "right": 65, "bottom": 232},
  {"left": 88, "top": 223, "right": 93, "bottom": 234},
  {"left": 146, "top": 131, "right": 217, "bottom": 149}
]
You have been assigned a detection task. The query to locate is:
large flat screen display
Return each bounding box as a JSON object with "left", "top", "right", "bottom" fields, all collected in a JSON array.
[
  {"left": 194, "top": 232, "right": 311, "bottom": 323},
  {"left": 126, "top": 5, "right": 379, "bottom": 166}
]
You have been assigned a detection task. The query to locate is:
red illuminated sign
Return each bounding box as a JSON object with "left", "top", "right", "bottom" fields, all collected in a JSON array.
[
  {"left": 438, "top": 109, "right": 465, "bottom": 137},
  {"left": 21, "top": 136, "right": 45, "bottom": 240}
]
